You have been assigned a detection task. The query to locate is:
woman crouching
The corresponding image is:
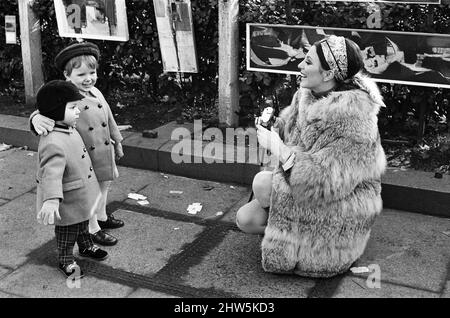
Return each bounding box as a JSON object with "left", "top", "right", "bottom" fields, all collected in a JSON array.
[{"left": 236, "top": 35, "right": 387, "bottom": 278}]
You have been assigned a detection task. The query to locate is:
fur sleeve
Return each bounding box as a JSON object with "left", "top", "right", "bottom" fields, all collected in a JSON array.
[
  {"left": 274, "top": 90, "right": 301, "bottom": 140},
  {"left": 287, "top": 124, "right": 384, "bottom": 204}
]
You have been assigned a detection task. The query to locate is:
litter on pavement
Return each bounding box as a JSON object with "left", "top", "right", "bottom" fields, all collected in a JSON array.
[
  {"left": 137, "top": 200, "right": 150, "bottom": 206},
  {"left": 187, "top": 203, "right": 202, "bottom": 215},
  {"left": 0, "top": 143, "right": 12, "bottom": 152},
  {"left": 350, "top": 266, "right": 370, "bottom": 274},
  {"left": 128, "top": 193, "right": 147, "bottom": 201},
  {"left": 170, "top": 190, "right": 183, "bottom": 194}
]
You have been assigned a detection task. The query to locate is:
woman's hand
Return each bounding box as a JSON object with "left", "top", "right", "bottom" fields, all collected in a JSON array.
[
  {"left": 256, "top": 124, "right": 292, "bottom": 164},
  {"left": 32, "top": 114, "right": 55, "bottom": 136}
]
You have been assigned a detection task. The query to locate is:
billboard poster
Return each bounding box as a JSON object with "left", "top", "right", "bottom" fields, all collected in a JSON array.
[
  {"left": 5, "top": 15, "right": 17, "bottom": 44},
  {"left": 300, "top": 0, "right": 444, "bottom": 4},
  {"left": 153, "top": 0, "right": 198, "bottom": 73},
  {"left": 54, "top": 0, "right": 129, "bottom": 41},
  {"left": 247, "top": 23, "right": 450, "bottom": 89}
]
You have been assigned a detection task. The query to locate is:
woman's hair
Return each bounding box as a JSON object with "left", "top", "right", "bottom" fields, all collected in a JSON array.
[
  {"left": 314, "top": 37, "right": 364, "bottom": 82},
  {"left": 64, "top": 55, "right": 98, "bottom": 75}
]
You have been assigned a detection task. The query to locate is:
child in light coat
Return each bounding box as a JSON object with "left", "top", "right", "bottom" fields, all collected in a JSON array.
[
  {"left": 36, "top": 80, "right": 109, "bottom": 278},
  {"left": 30, "top": 42, "right": 124, "bottom": 247}
]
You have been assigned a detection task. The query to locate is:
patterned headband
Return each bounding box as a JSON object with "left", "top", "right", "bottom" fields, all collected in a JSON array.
[{"left": 320, "top": 35, "right": 348, "bottom": 81}]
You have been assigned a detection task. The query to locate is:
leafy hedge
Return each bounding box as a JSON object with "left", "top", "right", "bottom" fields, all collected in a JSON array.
[{"left": 0, "top": 0, "right": 449, "bottom": 150}]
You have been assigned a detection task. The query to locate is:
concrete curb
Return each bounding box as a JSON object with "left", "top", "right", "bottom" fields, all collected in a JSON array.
[{"left": 1, "top": 114, "right": 449, "bottom": 218}]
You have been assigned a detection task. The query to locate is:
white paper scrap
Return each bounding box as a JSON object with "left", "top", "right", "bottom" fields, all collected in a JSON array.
[
  {"left": 137, "top": 200, "right": 150, "bottom": 206},
  {"left": 0, "top": 143, "right": 12, "bottom": 152},
  {"left": 128, "top": 193, "right": 147, "bottom": 201},
  {"left": 170, "top": 191, "right": 183, "bottom": 194},
  {"left": 350, "top": 267, "right": 370, "bottom": 274},
  {"left": 187, "top": 203, "right": 202, "bottom": 215}
]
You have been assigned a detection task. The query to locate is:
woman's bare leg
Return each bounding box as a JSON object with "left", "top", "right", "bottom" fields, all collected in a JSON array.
[{"left": 235, "top": 171, "right": 273, "bottom": 234}]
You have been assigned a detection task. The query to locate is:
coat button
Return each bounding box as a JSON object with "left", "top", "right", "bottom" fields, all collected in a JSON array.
[
  {"left": 36, "top": 179, "right": 39, "bottom": 184},
  {"left": 98, "top": 103, "right": 103, "bottom": 108},
  {"left": 84, "top": 105, "right": 89, "bottom": 110},
  {"left": 90, "top": 146, "right": 96, "bottom": 150},
  {"left": 82, "top": 154, "right": 85, "bottom": 158},
  {"left": 105, "top": 140, "right": 110, "bottom": 145},
  {"left": 90, "top": 167, "right": 93, "bottom": 171},
  {"left": 89, "top": 127, "right": 94, "bottom": 131},
  {"left": 88, "top": 175, "right": 92, "bottom": 178},
  {"left": 83, "top": 147, "right": 87, "bottom": 152},
  {"left": 102, "top": 122, "right": 107, "bottom": 127}
]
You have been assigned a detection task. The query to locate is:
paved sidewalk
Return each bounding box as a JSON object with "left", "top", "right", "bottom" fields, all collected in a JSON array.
[{"left": 0, "top": 147, "right": 449, "bottom": 298}]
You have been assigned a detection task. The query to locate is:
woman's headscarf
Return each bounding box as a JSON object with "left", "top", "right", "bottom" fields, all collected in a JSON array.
[{"left": 318, "top": 35, "right": 348, "bottom": 81}]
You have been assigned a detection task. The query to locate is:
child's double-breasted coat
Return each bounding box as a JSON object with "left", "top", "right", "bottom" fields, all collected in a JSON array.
[{"left": 36, "top": 127, "right": 102, "bottom": 226}]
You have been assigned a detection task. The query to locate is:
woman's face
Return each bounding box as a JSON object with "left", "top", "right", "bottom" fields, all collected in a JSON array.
[{"left": 297, "top": 45, "right": 328, "bottom": 90}]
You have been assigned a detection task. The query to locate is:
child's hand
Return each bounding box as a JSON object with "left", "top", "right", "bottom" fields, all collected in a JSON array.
[
  {"left": 32, "top": 114, "right": 55, "bottom": 136},
  {"left": 37, "top": 199, "right": 61, "bottom": 225},
  {"left": 114, "top": 142, "right": 124, "bottom": 161}
]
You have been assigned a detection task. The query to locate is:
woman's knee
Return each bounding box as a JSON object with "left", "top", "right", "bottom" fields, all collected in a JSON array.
[
  {"left": 252, "top": 171, "right": 272, "bottom": 208},
  {"left": 236, "top": 200, "right": 268, "bottom": 234}
]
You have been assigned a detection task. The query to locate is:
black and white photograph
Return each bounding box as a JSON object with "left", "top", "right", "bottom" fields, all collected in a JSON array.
[
  {"left": 54, "top": 0, "right": 129, "bottom": 41},
  {"left": 0, "top": 0, "right": 449, "bottom": 305},
  {"left": 248, "top": 23, "right": 450, "bottom": 89}
]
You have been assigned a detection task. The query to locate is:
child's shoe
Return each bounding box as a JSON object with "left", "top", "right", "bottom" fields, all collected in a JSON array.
[
  {"left": 79, "top": 245, "right": 108, "bottom": 261},
  {"left": 58, "top": 261, "right": 84, "bottom": 278}
]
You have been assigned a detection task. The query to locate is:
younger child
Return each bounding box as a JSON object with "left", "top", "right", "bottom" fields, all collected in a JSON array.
[
  {"left": 35, "top": 80, "right": 109, "bottom": 278},
  {"left": 31, "top": 42, "right": 124, "bottom": 247}
]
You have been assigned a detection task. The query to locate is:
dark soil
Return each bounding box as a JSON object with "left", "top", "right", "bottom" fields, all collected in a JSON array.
[
  {"left": 0, "top": 89, "right": 172, "bottom": 133},
  {"left": 1, "top": 88, "right": 448, "bottom": 175}
]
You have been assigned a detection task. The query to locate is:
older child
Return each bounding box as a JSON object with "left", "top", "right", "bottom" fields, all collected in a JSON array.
[
  {"left": 30, "top": 42, "right": 124, "bottom": 247},
  {"left": 36, "top": 80, "right": 109, "bottom": 278}
]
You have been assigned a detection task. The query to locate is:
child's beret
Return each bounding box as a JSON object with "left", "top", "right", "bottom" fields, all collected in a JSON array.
[
  {"left": 54, "top": 42, "right": 100, "bottom": 71},
  {"left": 36, "top": 80, "right": 85, "bottom": 121}
]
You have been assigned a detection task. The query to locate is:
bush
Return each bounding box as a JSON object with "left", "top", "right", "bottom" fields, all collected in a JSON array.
[{"left": 0, "top": 0, "right": 449, "bottom": 168}]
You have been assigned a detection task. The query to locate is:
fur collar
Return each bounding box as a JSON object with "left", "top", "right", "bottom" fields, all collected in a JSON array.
[{"left": 298, "top": 73, "right": 385, "bottom": 122}]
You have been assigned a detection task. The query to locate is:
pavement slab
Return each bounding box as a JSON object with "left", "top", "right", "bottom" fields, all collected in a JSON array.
[
  {"left": 0, "top": 289, "right": 23, "bottom": 298},
  {"left": 0, "top": 193, "right": 54, "bottom": 268},
  {"left": 0, "top": 263, "right": 134, "bottom": 298},
  {"left": 0, "top": 148, "right": 37, "bottom": 200},
  {"left": 356, "top": 209, "right": 450, "bottom": 294},
  {"left": 180, "top": 230, "right": 316, "bottom": 298},
  {"left": 126, "top": 288, "right": 179, "bottom": 298},
  {"left": 107, "top": 166, "right": 164, "bottom": 204},
  {"left": 92, "top": 208, "right": 205, "bottom": 276},
  {"left": 124, "top": 173, "right": 248, "bottom": 220},
  {"left": 331, "top": 275, "right": 440, "bottom": 298}
]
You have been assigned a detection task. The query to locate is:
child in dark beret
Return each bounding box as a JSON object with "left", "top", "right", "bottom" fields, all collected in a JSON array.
[
  {"left": 30, "top": 41, "right": 125, "bottom": 247},
  {"left": 35, "top": 80, "right": 109, "bottom": 279}
]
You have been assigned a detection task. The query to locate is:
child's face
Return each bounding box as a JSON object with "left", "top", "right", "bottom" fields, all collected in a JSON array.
[
  {"left": 64, "top": 61, "right": 97, "bottom": 93},
  {"left": 63, "top": 101, "right": 81, "bottom": 127}
]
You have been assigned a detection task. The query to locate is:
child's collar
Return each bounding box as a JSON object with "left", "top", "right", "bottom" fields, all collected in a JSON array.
[{"left": 53, "top": 123, "right": 74, "bottom": 134}]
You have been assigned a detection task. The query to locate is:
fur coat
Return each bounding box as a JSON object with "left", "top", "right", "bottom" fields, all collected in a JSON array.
[{"left": 261, "top": 74, "right": 387, "bottom": 278}]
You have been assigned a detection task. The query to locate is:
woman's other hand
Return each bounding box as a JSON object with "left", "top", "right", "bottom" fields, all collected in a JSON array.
[{"left": 256, "top": 124, "right": 292, "bottom": 164}]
